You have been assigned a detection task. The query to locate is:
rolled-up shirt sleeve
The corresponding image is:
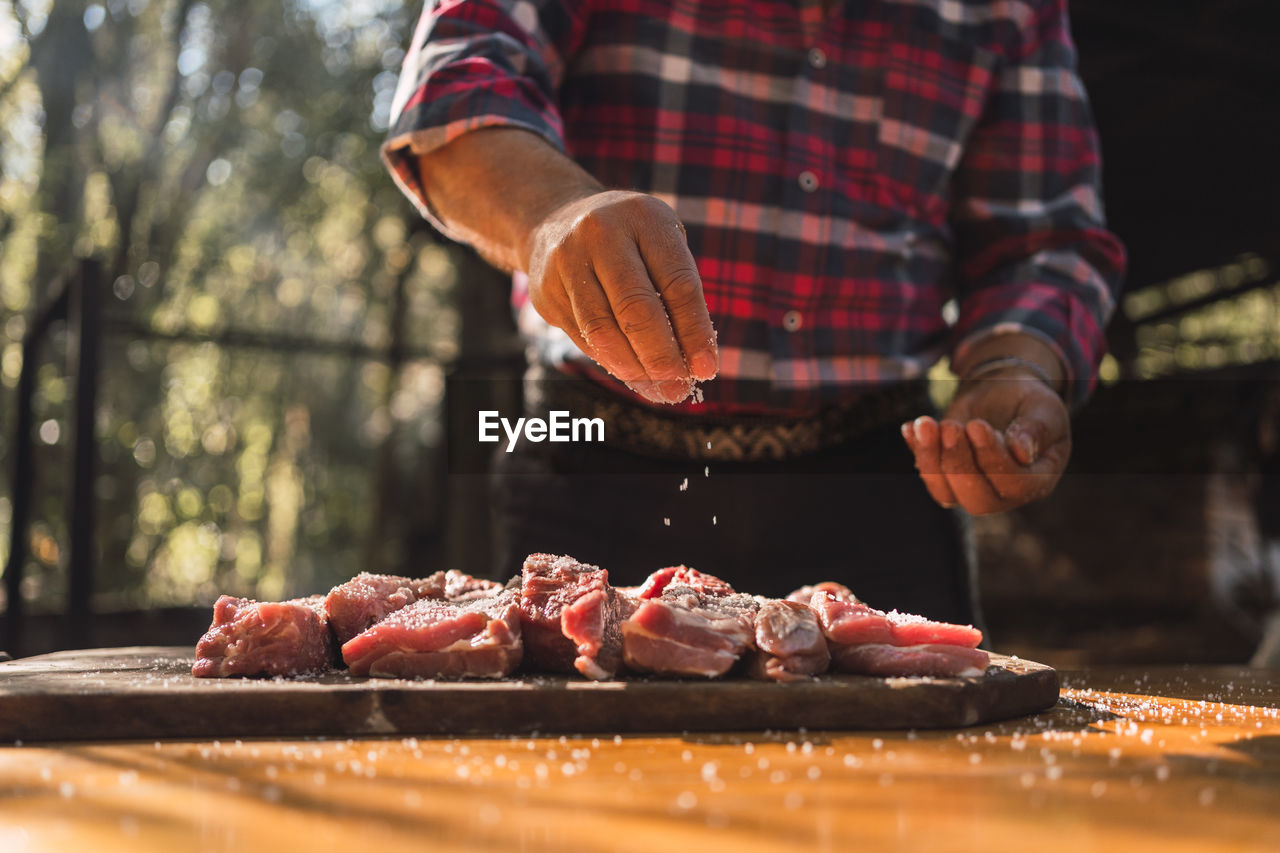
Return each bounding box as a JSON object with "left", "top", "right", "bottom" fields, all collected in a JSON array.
[
  {"left": 381, "top": 0, "right": 588, "bottom": 238},
  {"left": 948, "top": 0, "right": 1126, "bottom": 407}
]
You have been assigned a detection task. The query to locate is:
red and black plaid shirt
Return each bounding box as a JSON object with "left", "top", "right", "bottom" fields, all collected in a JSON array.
[{"left": 383, "top": 0, "right": 1126, "bottom": 413}]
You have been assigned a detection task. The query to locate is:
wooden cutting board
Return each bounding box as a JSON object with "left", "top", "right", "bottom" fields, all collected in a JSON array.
[{"left": 0, "top": 646, "right": 1058, "bottom": 742}]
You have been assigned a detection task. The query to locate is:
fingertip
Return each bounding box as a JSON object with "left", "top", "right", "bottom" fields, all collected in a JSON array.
[
  {"left": 1007, "top": 429, "right": 1037, "bottom": 465},
  {"left": 691, "top": 350, "right": 719, "bottom": 381},
  {"left": 964, "top": 420, "right": 989, "bottom": 449},
  {"left": 940, "top": 420, "right": 962, "bottom": 450},
  {"left": 656, "top": 377, "right": 693, "bottom": 404},
  {"left": 913, "top": 416, "right": 938, "bottom": 444}
]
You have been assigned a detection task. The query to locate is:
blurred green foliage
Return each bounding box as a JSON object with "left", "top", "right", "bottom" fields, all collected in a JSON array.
[{"left": 0, "top": 0, "right": 462, "bottom": 612}]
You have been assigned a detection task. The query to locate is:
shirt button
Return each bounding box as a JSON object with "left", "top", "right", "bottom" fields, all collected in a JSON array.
[
  {"left": 798, "top": 170, "right": 819, "bottom": 192},
  {"left": 807, "top": 47, "right": 827, "bottom": 69},
  {"left": 782, "top": 310, "right": 803, "bottom": 332}
]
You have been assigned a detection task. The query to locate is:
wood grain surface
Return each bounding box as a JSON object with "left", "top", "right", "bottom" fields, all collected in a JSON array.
[
  {"left": 0, "top": 646, "right": 1057, "bottom": 741},
  {"left": 0, "top": 666, "right": 1277, "bottom": 852}
]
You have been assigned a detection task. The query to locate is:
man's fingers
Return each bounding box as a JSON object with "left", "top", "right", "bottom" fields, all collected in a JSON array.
[
  {"left": 903, "top": 417, "right": 958, "bottom": 508},
  {"left": 1004, "top": 412, "right": 1058, "bottom": 467},
  {"left": 964, "top": 419, "right": 1046, "bottom": 503},
  {"left": 966, "top": 418, "right": 1067, "bottom": 505},
  {"left": 563, "top": 266, "right": 648, "bottom": 384},
  {"left": 635, "top": 219, "right": 719, "bottom": 381},
  {"left": 594, "top": 239, "right": 693, "bottom": 403},
  {"left": 939, "top": 419, "right": 1005, "bottom": 515}
]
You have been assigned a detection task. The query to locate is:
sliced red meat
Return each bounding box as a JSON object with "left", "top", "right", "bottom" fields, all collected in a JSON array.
[
  {"left": 323, "top": 571, "right": 447, "bottom": 645},
  {"left": 342, "top": 588, "right": 522, "bottom": 678},
  {"left": 830, "top": 643, "right": 991, "bottom": 677},
  {"left": 519, "top": 553, "right": 629, "bottom": 679},
  {"left": 444, "top": 569, "right": 504, "bottom": 602},
  {"left": 193, "top": 595, "right": 334, "bottom": 678},
  {"left": 621, "top": 570, "right": 760, "bottom": 678},
  {"left": 634, "top": 566, "right": 736, "bottom": 599},
  {"left": 806, "top": 589, "right": 983, "bottom": 648},
  {"left": 786, "top": 581, "right": 857, "bottom": 604},
  {"left": 560, "top": 586, "right": 637, "bottom": 680},
  {"left": 748, "top": 599, "right": 830, "bottom": 682}
]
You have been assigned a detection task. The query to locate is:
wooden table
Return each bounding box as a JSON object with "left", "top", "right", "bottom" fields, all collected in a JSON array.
[{"left": 0, "top": 666, "right": 1276, "bottom": 852}]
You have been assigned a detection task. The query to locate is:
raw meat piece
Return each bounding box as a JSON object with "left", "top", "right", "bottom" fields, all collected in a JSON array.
[
  {"left": 193, "top": 595, "right": 333, "bottom": 678},
  {"left": 622, "top": 569, "right": 759, "bottom": 677},
  {"left": 634, "top": 566, "right": 736, "bottom": 599},
  {"left": 830, "top": 643, "right": 991, "bottom": 678},
  {"left": 804, "top": 588, "right": 983, "bottom": 648},
  {"left": 519, "top": 553, "right": 631, "bottom": 679},
  {"left": 324, "top": 571, "right": 446, "bottom": 645},
  {"left": 444, "top": 569, "right": 504, "bottom": 602},
  {"left": 786, "top": 581, "right": 856, "bottom": 604},
  {"left": 748, "top": 599, "right": 830, "bottom": 682},
  {"left": 342, "top": 587, "right": 522, "bottom": 678}
]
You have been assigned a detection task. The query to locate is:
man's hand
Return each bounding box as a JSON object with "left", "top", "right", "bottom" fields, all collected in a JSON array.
[
  {"left": 902, "top": 366, "right": 1071, "bottom": 515},
  {"left": 414, "top": 128, "right": 718, "bottom": 405},
  {"left": 522, "top": 191, "right": 719, "bottom": 404}
]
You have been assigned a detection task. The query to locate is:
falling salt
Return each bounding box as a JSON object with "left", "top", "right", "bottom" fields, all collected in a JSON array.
[
  {"left": 680, "top": 478, "right": 688, "bottom": 492},
  {"left": 664, "top": 518, "right": 671, "bottom": 526},
  {"left": 675, "top": 791, "right": 698, "bottom": 810},
  {"left": 704, "top": 466, "right": 709, "bottom": 477},
  {"left": 712, "top": 516, "right": 717, "bottom": 525}
]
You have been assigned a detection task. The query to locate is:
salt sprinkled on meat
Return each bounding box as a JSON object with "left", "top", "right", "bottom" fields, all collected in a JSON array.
[
  {"left": 324, "top": 571, "right": 447, "bottom": 645},
  {"left": 747, "top": 599, "right": 831, "bottom": 682},
  {"left": 622, "top": 569, "right": 759, "bottom": 677},
  {"left": 193, "top": 594, "right": 334, "bottom": 678},
  {"left": 342, "top": 585, "right": 522, "bottom": 678},
  {"left": 519, "top": 553, "right": 633, "bottom": 679}
]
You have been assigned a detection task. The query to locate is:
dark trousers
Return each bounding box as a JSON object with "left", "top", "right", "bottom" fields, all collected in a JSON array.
[{"left": 491, "top": 420, "right": 980, "bottom": 627}]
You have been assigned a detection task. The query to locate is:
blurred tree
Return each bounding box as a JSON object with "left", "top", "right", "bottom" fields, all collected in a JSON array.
[{"left": 0, "top": 0, "right": 482, "bottom": 623}]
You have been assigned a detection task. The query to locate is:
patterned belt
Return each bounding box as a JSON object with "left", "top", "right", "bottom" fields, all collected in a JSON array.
[{"left": 524, "top": 365, "right": 933, "bottom": 463}]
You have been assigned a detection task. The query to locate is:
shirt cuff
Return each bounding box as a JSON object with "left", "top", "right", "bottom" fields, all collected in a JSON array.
[
  {"left": 381, "top": 104, "right": 566, "bottom": 242},
  {"left": 950, "top": 283, "right": 1106, "bottom": 409}
]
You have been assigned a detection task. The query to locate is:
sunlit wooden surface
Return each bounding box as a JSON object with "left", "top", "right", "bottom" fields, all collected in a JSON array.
[{"left": 1, "top": 666, "right": 1277, "bottom": 852}]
